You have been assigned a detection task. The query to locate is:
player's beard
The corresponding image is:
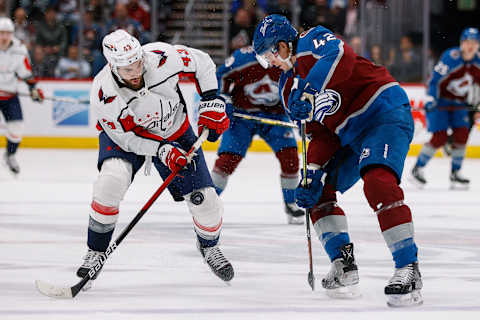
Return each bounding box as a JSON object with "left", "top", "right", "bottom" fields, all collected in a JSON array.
[{"left": 124, "top": 76, "right": 145, "bottom": 90}]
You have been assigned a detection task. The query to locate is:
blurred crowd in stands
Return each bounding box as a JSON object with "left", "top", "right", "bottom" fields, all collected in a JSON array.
[
  {"left": 0, "top": 0, "right": 425, "bottom": 83},
  {"left": 0, "top": 0, "right": 172, "bottom": 79},
  {"left": 230, "top": 0, "right": 424, "bottom": 83}
]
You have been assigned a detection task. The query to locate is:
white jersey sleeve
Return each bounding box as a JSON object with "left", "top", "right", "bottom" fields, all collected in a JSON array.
[
  {"left": 91, "top": 70, "right": 161, "bottom": 156},
  {"left": 0, "top": 37, "right": 34, "bottom": 94},
  {"left": 173, "top": 44, "right": 218, "bottom": 94}
]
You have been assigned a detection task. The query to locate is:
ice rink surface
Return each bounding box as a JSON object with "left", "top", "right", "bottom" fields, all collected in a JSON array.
[{"left": 1, "top": 148, "right": 479, "bottom": 320}]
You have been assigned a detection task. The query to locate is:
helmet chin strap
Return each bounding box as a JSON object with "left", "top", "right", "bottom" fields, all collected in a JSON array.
[{"left": 278, "top": 42, "right": 294, "bottom": 70}]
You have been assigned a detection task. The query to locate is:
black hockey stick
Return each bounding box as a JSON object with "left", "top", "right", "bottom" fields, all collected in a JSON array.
[
  {"left": 300, "top": 120, "right": 315, "bottom": 291},
  {"left": 35, "top": 129, "right": 210, "bottom": 299}
]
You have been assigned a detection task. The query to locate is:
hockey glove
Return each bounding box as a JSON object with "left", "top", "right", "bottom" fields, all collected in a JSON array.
[
  {"left": 295, "top": 166, "right": 325, "bottom": 209},
  {"left": 467, "top": 83, "right": 480, "bottom": 108},
  {"left": 198, "top": 95, "right": 230, "bottom": 142},
  {"left": 30, "top": 87, "right": 45, "bottom": 103},
  {"left": 158, "top": 142, "right": 188, "bottom": 172},
  {"left": 287, "top": 76, "right": 317, "bottom": 121}
]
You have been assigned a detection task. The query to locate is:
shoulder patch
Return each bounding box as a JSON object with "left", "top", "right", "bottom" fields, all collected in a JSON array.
[
  {"left": 98, "top": 87, "right": 117, "bottom": 104},
  {"left": 450, "top": 49, "right": 460, "bottom": 59},
  {"left": 225, "top": 55, "right": 235, "bottom": 67},
  {"left": 151, "top": 50, "right": 168, "bottom": 67}
]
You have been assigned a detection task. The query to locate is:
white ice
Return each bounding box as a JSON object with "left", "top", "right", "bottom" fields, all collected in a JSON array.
[{"left": 1, "top": 149, "right": 480, "bottom": 320}]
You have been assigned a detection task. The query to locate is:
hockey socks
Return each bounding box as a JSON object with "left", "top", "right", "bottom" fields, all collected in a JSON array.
[{"left": 363, "top": 167, "right": 418, "bottom": 268}]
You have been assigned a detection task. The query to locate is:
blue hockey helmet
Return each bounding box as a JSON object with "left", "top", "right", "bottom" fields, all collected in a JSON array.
[
  {"left": 460, "top": 27, "right": 480, "bottom": 43},
  {"left": 253, "top": 14, "right": 298, "bottom": 68}
]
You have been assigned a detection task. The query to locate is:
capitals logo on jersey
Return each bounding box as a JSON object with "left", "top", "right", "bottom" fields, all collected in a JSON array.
[
  {"left": 243, "top": 74, "right": 280, "bottom": 106},
  {"left": 98, "top": 87, "right": 116, "bottom": 104},
  {"left": 151, "top": 50, "right": 168, "bottom": 67}
]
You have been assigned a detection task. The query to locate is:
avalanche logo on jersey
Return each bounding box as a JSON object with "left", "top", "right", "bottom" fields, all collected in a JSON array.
[
  {"left": 243, "top": 74, "right": 280, "bottom": 106},
  {"left": 98, "top": 87, "right": 117, "bottom": 104},
  {"left": 312, "top": 89, "right": 342, "bottom": 124},
  {"left": 151, "top": 50, "right": 168, "bottom": 67},
  {"left": 446, "top": 73, "right": 473, "bottom": 98}
]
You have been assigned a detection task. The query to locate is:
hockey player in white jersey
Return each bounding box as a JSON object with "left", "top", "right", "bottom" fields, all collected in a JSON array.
[
  {"left": 0, "top": 17, "right": 44, "bottom": 175},
  {"left": 77, "top": 30, "right": 233, "bottom": 289}
]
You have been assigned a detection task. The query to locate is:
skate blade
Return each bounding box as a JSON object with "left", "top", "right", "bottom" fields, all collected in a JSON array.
[
  {"left": 286, "top": 215, "right": 304, "bottom": 225},
  {"left": 386, "top": 290, "right": 423, "bottom": 307},
  {"left": 408, "top": 175, "right": 425, "bottom": 189},
  {"left": 325, "top": 284, "right": 361, "bottom": 299},
  {"left": 450, "top": 182, "right": 469, "bottom": 190}
]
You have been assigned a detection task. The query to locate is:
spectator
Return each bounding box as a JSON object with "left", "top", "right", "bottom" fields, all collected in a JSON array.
[
  {"left": 13, "top": 7, "right": 35, "bottom": 49},
  {"left": 54, "top": 45, "right": 91, "bottom": 79},
  {"left": 369, "top": 44, "right": 384, "bottom": 65},
  {"left": 56, "top": 0, "right": 80, "bottom": 26},
  {"left": 126, "top": 0, "right": 150, "bottom": 31},
  {"left": 300, "top": 0, "right": 335, "bottom": 31},
  {"left": 388, "top": 34, "right": 422, "bottom": 82},
  {"left": 349, "top": 35, "right": 362, "bottom": 55},
  {"left": 35, "top": 7, "right": 68, "bottom": 58},
  {"left": 229, "top": 7, "right": 255, "bottom": 52},
  {"left": 105, "top": 2, "right": 148, "bottom": 44},
  {"left": 267, "top": 0, "right": 292, "bottom": 20},
  {"left": 70, "top": 9, "right": 105, "bottom": 75},
  {"left": 30, "top": 45, "right": 55, "bottom": 78},
  {"left": 87, "top": 0, "right": 107, "bottom": 24}
]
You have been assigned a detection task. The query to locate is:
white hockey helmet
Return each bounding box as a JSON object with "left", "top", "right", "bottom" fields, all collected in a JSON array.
[
  {"left": 102, "top": 29, "right": 143, "bottom": 79},
  {"left": 0, "top": 17, "right": 14, "bottom": 32}
]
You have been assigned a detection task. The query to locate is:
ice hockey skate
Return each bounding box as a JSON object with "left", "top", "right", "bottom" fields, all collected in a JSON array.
[
  {"left": 197, "top": 241, "right": 234, "bottom": 282},
  {"left": 409, "top": 166, "right": 426, "bottom": 187},
  {"left": 450, "top": 170, "right": 470, "bottom": 190},
  {"left": 322, "top": 243, "right": 360, "bottom": 299},
  {"left": 76, "top": 249, "right": 106, "bottom": 291},
  {"left": 284, "top": 202, "right": 305, "bottom": 225},
  {"left": 3, "top": 153, "right": 20, "bottom": 175},
  {"left": 385, "top": 262, "right": 423, "bottom": 307}
]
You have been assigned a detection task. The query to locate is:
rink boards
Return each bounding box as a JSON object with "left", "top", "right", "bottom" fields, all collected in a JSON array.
[{"left": 1, "top": 79, "right": 479, "bottom": 157}]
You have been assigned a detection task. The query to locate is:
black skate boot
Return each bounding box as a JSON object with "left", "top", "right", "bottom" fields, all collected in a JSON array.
[
  {"left": 3, "top": 153, "right": 20, "bottom": 175},
  {"left": 385, "top": 262, "right": 423, "bottom": 307},
  {"left": 76, "top": 249, "right": 106, "bottom": 291},
  {"left": 410, "top": 166, "right": 426, "bottom": 187},
  {"left": 197, "top": 241, "right": 234, "bottom": 282},
  {"left": 284, "top": 202, "right": 305, "bottom": 225},
  {"left": 322, "top": 243, "right": 360, "bottom": 298},
  {"left": 450, "top": 170, "right": 470, "bottom": 190}
]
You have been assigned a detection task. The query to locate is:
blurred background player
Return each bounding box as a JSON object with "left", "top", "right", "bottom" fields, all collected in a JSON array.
[
  {"left": 253, "top": 15, "right": 422, "bottom": 307},
  {"left": 212, "top": 45, "right": 304, "bottom": 224},
  {"left": 411, "top": 27, "right": 480, "bottom": 189},
  {"left": 0, "top": 17, "right": 44, "bottom": 175},
  {"left": 77, "top": 30, "right": 233, "bottom": 290}
]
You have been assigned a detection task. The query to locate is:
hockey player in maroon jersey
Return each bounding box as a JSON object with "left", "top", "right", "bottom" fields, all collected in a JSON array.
[
  {"left": 253, "top": 15, "right": 422, "bottom": 307},
  {"left": 212, "top": 45, "right": 304, "bottom": 224},
  {"left": 411, "top": 27, "right": 480, "bottom": 189}
]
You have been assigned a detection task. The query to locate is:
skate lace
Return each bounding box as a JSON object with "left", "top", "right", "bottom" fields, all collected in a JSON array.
[
  {"left": 81, "top": 250, "right": 104, "bottom": 268},
  {"left": 205, "top": 247, "right": 229, "bottom": 270},
  {"left": 389, "top": 264, "right": 414, "bottom": 285},
  {"left": 5, "top": 154, "right": 19, "bottom": 169}
]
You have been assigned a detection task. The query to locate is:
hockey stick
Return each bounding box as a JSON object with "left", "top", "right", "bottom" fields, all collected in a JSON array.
[
  {"left": 233, "top": 112, "right": 297, "bottom": 128},
  {"left": 16, "top": 91, "right": 90, "bottom": 104},
  {"left": 300, "top": 120, "right": 315, "bottom": 291},
  {"left": 35, "top": 129, "right": 210, "bottom": 299}
]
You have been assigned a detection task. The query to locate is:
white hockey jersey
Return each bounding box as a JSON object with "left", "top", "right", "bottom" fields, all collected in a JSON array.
[
  {"left": 0, "top": 37, "right": 33, "bottom": 99},
  {"left": 91, "top": 42, "right": 217, "bottom": 156}
]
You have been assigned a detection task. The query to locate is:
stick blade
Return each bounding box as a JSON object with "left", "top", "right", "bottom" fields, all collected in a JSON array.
[
  {"left": 308, "top": 271, "right": 315, "bottom": 291},
  {"left": 35, "top": 280, "right": 73, "bottom": 299}
]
